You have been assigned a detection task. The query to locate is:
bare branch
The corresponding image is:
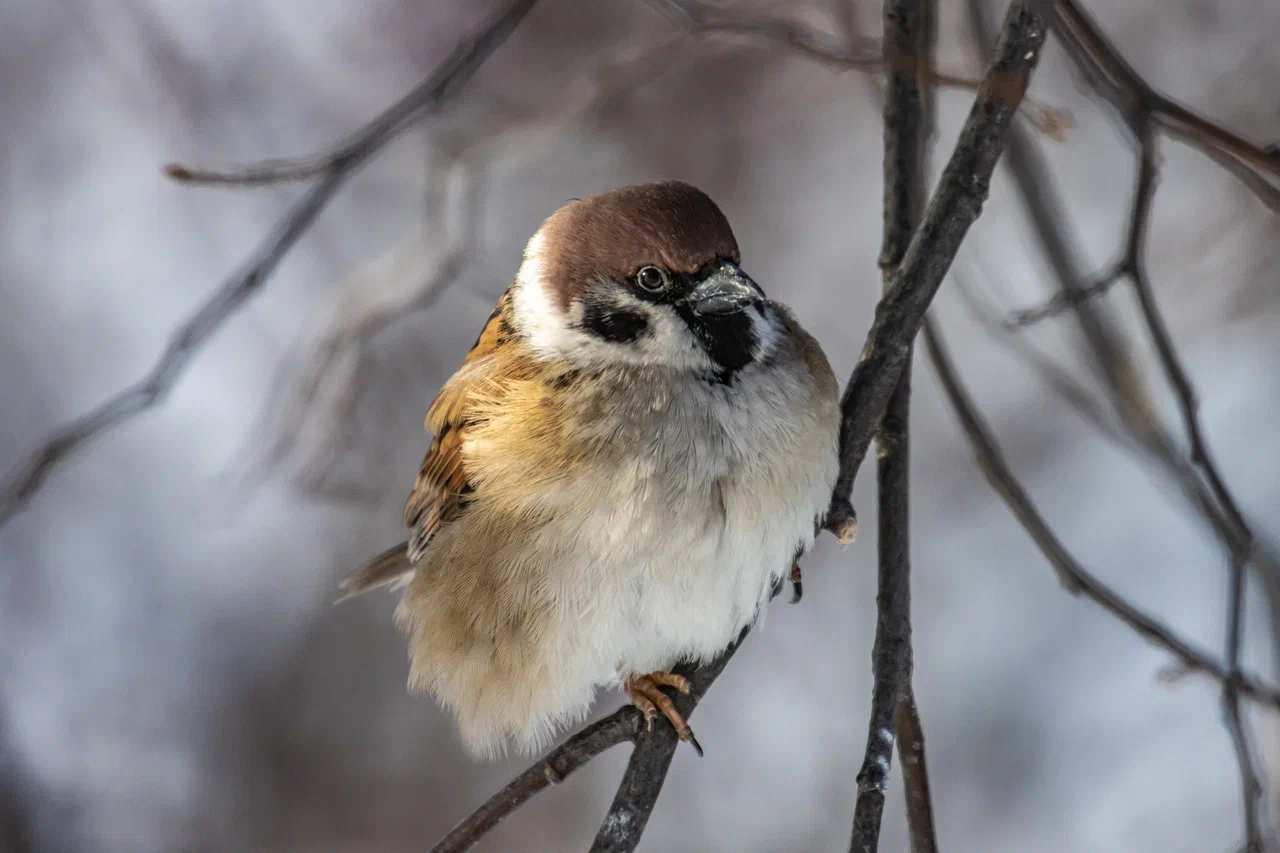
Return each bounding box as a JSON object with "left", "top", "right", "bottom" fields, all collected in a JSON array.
[
  {"left": 826, "top": 0, "right": 1050, "bottom": 531},
  {"left": 951, "top": 268, "right": 1135, "bottom": 451},
  {"left": 0, "top": 0, "right": 541, "bottom": 531},
  {"left": 1224, "top": 548, "right": 1267, "bottom": 853},
  {"left": 895, "top": 684, "right": 939, "bottom": 853},
  {"left": 239, "top": 144, "right": 484, "bottom": 501},
  {"left": 429, "top": 629, "right": 745, "bottom": 853},
  {"left": 1003, "top": 264, "right": 1122, "bottom": 327},
  {"left": 850, "top": 0, "right": 938, "bottom": 850},
  {"left": 429, "top": 715, "right": 639, "bottom": 853},
  {"left": 965, "top": 4, "right": 1273, "bottom": 843},
  {"left": 655, "top": 0, "right": 1071, "bottom": 140},
  {"left": 249, "top": 32, "right": 697, "bottom": 498},
  {"left": 1051, "top": 0, "right": 1280, "bottom": 209},
  {"left": 921, "top": 319, "right": 1280, "bottom": 714}
]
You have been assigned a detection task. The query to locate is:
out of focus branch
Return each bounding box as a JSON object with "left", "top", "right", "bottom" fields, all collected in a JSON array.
[
  {"left": 849, "top": 0, "right": 938, "bottom": 851},
  {"left": 654, "top": 0, "right": 1071, "bottom": 141},
  {"left": 922, "top": 320, "right": 1280, "bottom": 713},
  {"left": 1225, "top": 551, "right": 1267, "bottom": 853},
  {"left": 239, "top": 140, "right": 485, "bottom": 501},
  {"left": 896, "top": 685, "right": 939, "bottom": 853},
  {"left": 0, "top": 0, "right": 541, "bottom": 531},
  {"left": 1051, "top": 0, "right": 1280, "bottom": 210},
  {"left": 965, "top": 3, "right": 1270, "bottom": 846},
  {"left": 244, "top": 31, "right": 691, "bottom": 498}
]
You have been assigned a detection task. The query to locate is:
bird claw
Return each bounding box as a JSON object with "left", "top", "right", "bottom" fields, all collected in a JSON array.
[
  {"left": 624, "top": 672, "right": 703, "bottom": 756},
  {"left": 789, "top": 559, "right": 803, "bottom": 603}
]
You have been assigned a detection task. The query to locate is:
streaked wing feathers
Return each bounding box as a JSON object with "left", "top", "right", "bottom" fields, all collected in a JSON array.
[{"left": 403, "top": 286, "right": 515, "bottom": 562}]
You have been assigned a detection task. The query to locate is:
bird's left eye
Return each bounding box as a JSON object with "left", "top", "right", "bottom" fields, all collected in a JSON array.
[{"left": 635, "top": 265, "right": 669, "bottom": 293}]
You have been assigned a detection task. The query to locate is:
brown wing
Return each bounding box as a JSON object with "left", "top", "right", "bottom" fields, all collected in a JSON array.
[{"left": 402, "top": 286, "right": 517, "bottom": 563}]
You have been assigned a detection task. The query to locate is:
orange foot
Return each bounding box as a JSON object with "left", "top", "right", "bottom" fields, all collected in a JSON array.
[{"left": 624, "top": 671, "right": 703, "bottom": 757}]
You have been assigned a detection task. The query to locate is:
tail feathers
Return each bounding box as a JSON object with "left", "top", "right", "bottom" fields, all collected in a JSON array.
[{"left": 336, "top": 540, "right": 414, "bottom": 603}]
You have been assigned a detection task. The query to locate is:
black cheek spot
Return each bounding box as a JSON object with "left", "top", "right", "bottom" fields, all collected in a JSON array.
[{"left": 580, "top": 301, "right": 650, "bottom": 344}]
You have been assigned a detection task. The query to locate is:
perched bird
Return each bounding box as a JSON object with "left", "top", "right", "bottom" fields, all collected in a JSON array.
[{"left": 340, "top": 180, "right": 840, "bottom": 760}]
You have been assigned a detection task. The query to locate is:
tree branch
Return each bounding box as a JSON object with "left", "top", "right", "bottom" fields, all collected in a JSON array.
[
  {"left": 965, "top": 4, "right": 1271, "bottom": 845},
  {"left": 895, "top": 684, "right": 940, "bottom": 853},
  {"left": 427, "top": 629, "right": 746, "bottom": 853},
  {"left": 429, "top": 714, "right": 640, "bottom": 853},
  {"left": 1224, "top": 550, "right": 1267, "bottom": 853},
  {"left": 1051, "top": 0, "right": 1280, "bottom": 210},
  {"left": 850, "top": 0, "right": 938, "bottom": 851},
  {"left": 0, "top": 0, "right": 541, "bottom": 531},
  {"left": 825, "top": 0, "right": 1049, "bottom": 535},
  {"left": 654, "top": 0, "right": 1070, "bottom": 141},
  {"left": 922, "top": 319, "right": 1280, "bottom": 713}
]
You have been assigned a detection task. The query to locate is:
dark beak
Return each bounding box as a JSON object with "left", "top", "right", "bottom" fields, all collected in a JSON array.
[{"left": 683, "top": 261, "right": 765, "bottom": 316}]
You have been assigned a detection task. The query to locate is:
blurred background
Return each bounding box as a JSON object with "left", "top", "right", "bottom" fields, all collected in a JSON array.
[{"left": 2, "top": 0, "right": 1278, "bottom": 851}]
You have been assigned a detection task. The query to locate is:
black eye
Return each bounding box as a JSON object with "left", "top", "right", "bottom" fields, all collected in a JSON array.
[{"left": 635, "top": 265, "right": 669, "bottom": 293}]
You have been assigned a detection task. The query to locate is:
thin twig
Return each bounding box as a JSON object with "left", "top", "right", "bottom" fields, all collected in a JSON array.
[
  {"left": 0, "top": 0, "right": 541, "bottom": 531},
  {"left": 653, "top": 0, "right": 1071, "bottom": 141},
  {"left": 1224, "top": 550, "right": 1266, "bottom": 853},
  {"left": 850, "top": 0, "right": 936, "bottom": 850},
  {"left": 951, "top": 267, "right": 1134, "bottom": 452},
  {"left": 825, "top": 0, "right": 1050, "bottom": 535},
  {"left": 1003, "top": 264, "right": 1121, "bottom": 327},
  {"left": 896, "top": 683, "right": 939, "bottom": 853},
  {"left": 1051, "top": 0, "right": 1280, "bottom": 209},
  {"left": 966, "top": 4, "right": 1274, "bottom": 841},
  {"left": 922, "top": 319, "right": 1280, "bottom": 713}
]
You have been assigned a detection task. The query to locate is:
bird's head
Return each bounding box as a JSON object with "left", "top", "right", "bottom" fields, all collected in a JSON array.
[{"left": 510, "top": 180, "right": 779, "bottom": 381}]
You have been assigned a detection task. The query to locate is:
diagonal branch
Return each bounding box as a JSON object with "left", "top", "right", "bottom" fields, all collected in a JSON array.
[
  {"left": 922, "top": 319, "right": 1280, "bottom": 714},
  {"left": 850, "top": 0, "right": 938, "bottom": 851},
  {"left": 429, "top": 629, "right": 747, "bottom": 853},
  {"left": 654, "top": 0, "right": 1071, "bottom": 140},
  {"left": 1225, "top": 550, "right": 1267, "bottom": 853},
  {"left": 895, "top": 685, "right": 939, "bottom": 853},
  {"left": 1051, "top": 0, "right": 1280, "bottom": 210},
  {"left": 824, "top": 0, "right": 1049, "bottom": 534},
  {"left": 0, "top": 0, "right": 541, "bottom": 531},
  {"left": 965, "top": 4, "right": 1271, "bottom": 845}
]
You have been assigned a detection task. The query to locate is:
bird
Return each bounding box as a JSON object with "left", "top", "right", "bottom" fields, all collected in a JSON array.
[{"left": 338, "top": 180, "right": 841, "bottom": 760}]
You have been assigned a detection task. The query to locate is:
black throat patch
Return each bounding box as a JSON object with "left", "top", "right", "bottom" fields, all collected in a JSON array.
[{"left": 675, "top": 303, "right": 759, "bottom": 384}]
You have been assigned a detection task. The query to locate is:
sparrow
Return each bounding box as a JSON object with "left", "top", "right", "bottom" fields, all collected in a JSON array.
[{"left": 339, "top": 180, "right": 840, "bottom": 760}]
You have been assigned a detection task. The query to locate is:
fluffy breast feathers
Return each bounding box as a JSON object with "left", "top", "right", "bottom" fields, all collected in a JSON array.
[{"left": 341, "top": 283, "right": 839, "bottom": 759}]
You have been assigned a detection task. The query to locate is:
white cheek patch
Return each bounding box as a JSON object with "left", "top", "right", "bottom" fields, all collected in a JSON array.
[
  {"left": 599, "top": 292, "right": 714, "bottom": 372},
  {"left": 510, "top": 227, "right": 718, "bottom": 373},
  {"left": 512, "top": 228, "right": 581, "bottom": 359}
]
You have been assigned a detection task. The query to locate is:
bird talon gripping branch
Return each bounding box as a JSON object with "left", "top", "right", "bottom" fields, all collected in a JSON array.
[{"left": 626, "top": 672, "right": 702, "bottom": 756}]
